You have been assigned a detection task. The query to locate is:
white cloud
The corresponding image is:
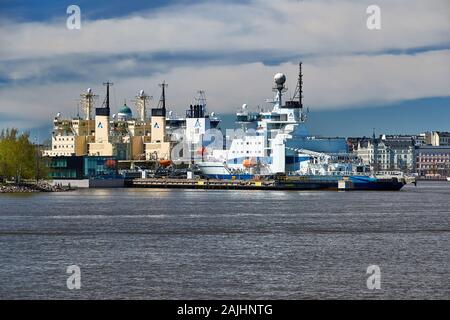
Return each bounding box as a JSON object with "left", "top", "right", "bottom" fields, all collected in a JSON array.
[
  {"left": 0, "top": 0, "right": 449, "bottom": 129},
  {"left": 0, "top": 0, "right": 449, "bottom": 60},
  {"left": 1, "top": 50, "right": 449, "bottom": 129}
]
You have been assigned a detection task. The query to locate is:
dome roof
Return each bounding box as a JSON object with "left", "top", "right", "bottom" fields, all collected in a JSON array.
[{"left": 118, "top": 104, "right": 132, "bottom": 115}]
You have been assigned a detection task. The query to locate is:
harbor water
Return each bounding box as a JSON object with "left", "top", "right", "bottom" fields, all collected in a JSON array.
[{"left": 0, "top": 181, "right": 449, "bottom": 299}]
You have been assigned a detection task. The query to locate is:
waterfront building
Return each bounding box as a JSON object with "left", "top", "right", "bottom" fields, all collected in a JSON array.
[
  {"left": 47, "top": 155, "right": 124, "bottom": 188},
  {"left": 347, "top": 137, "right": 371, "bottom": 153},
  {"left": 354, "top": 135, "right": 415, "bottom": 172},
  {"left": 423, "top": 131, "right": 450, "bottom": 146},
  {"left": 415, "top": 146, "right": 450, "bottom": 177}
]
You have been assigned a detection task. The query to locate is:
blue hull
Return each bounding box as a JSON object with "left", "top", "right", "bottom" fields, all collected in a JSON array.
[
  {"left": 202, "top": 173, "right": 255, "bottom": 180},
  {"left": 201, "top": 174, "right": 406, "bottom": 191}
]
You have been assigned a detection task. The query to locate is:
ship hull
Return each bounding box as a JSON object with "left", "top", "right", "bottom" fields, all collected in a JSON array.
[
  {"left": 278, "top": 175, "right": 406, "bottom": 191},
  {"left": 195, "top": 172, "right": 406, "bottom": 191},
  {"left": 130, "top": 176, "right": 406, "bottom": 191}
]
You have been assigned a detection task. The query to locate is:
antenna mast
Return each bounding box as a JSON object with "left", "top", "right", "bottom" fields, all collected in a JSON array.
[
  {"left": 102, "top": 81, "right": 114, "bottom": 109},
  {"left": 134, "top": 90, "right": 152, "bottom": 122},
  {"left": 80, "top": 88, "right": 98, "bottom": 120},
  {"left": 195, "top": 90, "right": 207, "bottom": 114},
  {"left": 292, "top": 62, "right": 304, "bottom": 111},
  {"left": 158, "top": 81, "right": 168, "bottom": 111}
]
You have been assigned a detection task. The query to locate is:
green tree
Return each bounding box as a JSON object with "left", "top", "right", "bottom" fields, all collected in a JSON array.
[{"left": 0, "top": 128, "right": 43, "bottom": 183}]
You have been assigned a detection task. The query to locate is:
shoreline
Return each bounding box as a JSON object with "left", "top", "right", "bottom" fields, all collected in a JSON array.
[{"left": 0, "top": 182, "right": 71, "bottom": 193}]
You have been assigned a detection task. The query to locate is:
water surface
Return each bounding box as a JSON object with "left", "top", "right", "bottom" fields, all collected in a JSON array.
[{"left": 0, "top": 182, "right": 449, "bottom": 299}]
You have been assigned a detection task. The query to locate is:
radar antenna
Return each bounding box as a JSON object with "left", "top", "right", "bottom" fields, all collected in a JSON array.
[{"left": 272, "top": 73, "right": 287, "bottom": 108}]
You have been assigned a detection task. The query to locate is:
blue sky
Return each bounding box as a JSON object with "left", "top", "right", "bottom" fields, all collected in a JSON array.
[{"left": 0, "top": 0, "right": 449, "bottom": 139}]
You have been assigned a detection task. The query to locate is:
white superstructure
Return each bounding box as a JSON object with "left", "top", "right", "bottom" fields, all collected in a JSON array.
[{"left": 197, "top": 63, "right": 349, "bottom": 177}]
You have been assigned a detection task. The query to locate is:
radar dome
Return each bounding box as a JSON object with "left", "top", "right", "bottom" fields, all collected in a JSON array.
[
  {"left": 139, "top": 89, "right": 145, "bottom": 96},
  {"left": 87, "top": 88, "right": 92, "bottom": 94},
  {"left": 242, "top": 104, "right": 248, "bottom": 110},
  {"left": 274, "top": 73, "right": 286, "bottom": 85}
]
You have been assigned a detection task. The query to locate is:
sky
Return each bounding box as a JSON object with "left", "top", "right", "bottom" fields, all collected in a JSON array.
[{"left": 0, "top": 0, "right": 449, "bottom": 140}]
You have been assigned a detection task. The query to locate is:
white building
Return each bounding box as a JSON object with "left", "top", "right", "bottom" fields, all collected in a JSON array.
[{"left": 354, "top": 135, "right": 415, "bottom": 172}]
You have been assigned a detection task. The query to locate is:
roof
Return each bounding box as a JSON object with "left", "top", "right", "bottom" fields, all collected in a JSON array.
[{"left": 118, "top": 104, "right": 132, "bottom": 115}]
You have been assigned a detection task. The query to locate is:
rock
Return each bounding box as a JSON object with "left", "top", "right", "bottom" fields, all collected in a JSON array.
[{"left": 0, "top": 182, "right": 72, "bottom": 193}]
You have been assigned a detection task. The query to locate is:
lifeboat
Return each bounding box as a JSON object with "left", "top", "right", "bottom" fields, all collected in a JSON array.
[
  {"left": 105, "top": 159, "right": 116, "bottom": 168},
  {"left": 197, "top": 147, "right": 207, "bottom": 156},
  {"left": 159, "top": 159, "right": 172, "bottom": 167},
  {"left": 242, "top": 158, "right": 257, "bottom": 168}
]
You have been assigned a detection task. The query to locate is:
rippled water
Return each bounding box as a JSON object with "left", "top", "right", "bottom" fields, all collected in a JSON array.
[{"left": 0, "top": 181, "right": 449, "bottom": 299}]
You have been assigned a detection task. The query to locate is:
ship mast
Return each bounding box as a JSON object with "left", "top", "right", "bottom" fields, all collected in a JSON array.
[
  {"left": 134, "top": 90, "right": 152, "bottom": 121},
  {"left": 158, "top": 81, "right": 168, "bottom": 112},
  {"left": 288, "top": 62, "right": 307, "bottom": 121},
  {"left": 80, "top": 88, "right": 98, "bottom": 120},
  {"left": 294, "top": 62, "right": 303, "bottom": 110},
  {"left": 195, "top": 90, "right": 207, "bottom": 114},
  {"left": 102, "top": 81, "right": 114, "bottom": 110},
  {"left": 291, "top": 62, "right": 304, "bottom": 115}
]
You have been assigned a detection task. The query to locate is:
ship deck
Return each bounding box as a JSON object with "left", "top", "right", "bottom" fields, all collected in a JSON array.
[{"left": 127, "top": 177, "right": 405, "bottom": 191}]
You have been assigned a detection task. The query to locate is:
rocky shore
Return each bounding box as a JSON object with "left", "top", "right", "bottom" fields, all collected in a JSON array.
[{"left": 0, "top": 182, "right": 71, "bottom": 193}]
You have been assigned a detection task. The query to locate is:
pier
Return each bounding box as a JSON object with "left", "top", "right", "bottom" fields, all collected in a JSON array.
[
  {"left": 127, "top": 175, "right": 407, "bottom": 191},
  {"left": 129, "top": 178, "right": 279, "bottom": 190}
]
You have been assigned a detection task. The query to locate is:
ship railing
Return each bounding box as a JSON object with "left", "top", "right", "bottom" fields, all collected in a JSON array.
[
  {"left": 376, "top": 171, "right": 405, "bottom": 177},
  {"left": 289, "top": 171, "right": 372, "bottom": 177}
]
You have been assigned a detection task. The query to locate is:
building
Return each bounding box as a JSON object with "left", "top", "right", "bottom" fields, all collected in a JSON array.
[
  {"left": 347, "top": 137, "right": 371, "bottom": 153},
  {"left": 381, "top": 135, "right": 416, "bottom": 172},
  {"left": 353, "top": 135, "right": 416, "bottom": 172},
  {"left": 415, "top": 146, "right": 450, "bottom": 177},
  {"left": 423, "top": 131, "right": 450, "bottom": 146},
  {"left": 48, "top": 156, "right": 118, "bottom": 180}
]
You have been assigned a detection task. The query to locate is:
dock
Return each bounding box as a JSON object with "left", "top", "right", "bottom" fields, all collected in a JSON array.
[
  {"left": 127, "top": 176, "right": 407, "bottom": 191},
  {"left": 129, "top": 178, "right": 279, "bottom": 190}
]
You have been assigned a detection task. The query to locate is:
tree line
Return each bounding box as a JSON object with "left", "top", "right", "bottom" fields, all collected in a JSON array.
[{"left": 0, "top": 128, "right": 47, "bottom": 183}]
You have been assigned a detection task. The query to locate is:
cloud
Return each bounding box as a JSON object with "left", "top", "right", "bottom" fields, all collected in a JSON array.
[
  {"left": 304, "top": 50, "right": 450, "bottom": 107},
  {"left": 1, "top": 49, "right": 449, "bottom": 130},
  {"left": 0, "top": 0, "right": 449, "bottom": 61},
  {"left": 0, "top": 0, "right": 449, "bottom": 130}
]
